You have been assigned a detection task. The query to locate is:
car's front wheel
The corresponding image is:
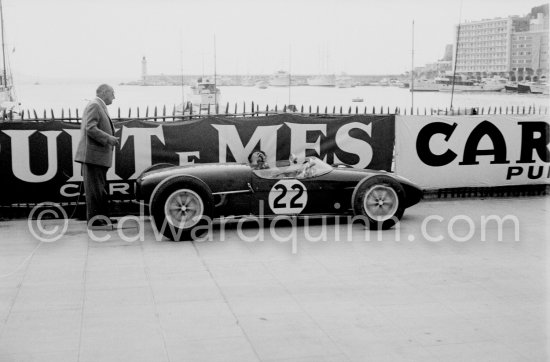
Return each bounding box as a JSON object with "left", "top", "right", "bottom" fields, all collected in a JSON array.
[
  {"left": 352, "top": 175, "right": 405, "bottom": 230},
  {"left": 149, "top": 178, "right": 213, "bottom": 241}
]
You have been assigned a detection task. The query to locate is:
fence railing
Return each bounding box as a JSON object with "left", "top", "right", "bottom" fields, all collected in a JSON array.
[{"left": 2, "top": 102, "right": 548, "bottom": 122}]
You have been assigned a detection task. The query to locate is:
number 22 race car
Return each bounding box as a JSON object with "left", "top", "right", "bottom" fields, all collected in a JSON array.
[{"left": 135, "top": 157, "right": 423, "bottom": 241}]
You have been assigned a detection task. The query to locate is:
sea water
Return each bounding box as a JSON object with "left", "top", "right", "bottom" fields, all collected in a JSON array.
[{"left": 14, "top": 83, "right": 549, "bottom": 117}]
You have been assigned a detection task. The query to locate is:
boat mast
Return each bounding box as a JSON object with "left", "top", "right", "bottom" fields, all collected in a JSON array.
[
  {"left": 0, "top": 0, "right": 7, "bottom": 89},
  {"left": 179, "top": 31, "right": 184, "bottom": 109},
  {"left": 213, "top": 34, "right": 217, "bottom": 108},
  {"left": 450, "top": 0, "right": 463, "bottom": 110},
  {"left": 288, "top": 44, "right": 291, "bottom": 106},
  {"left": 411, "top": 20, "right": 414, "bottom": 110}
]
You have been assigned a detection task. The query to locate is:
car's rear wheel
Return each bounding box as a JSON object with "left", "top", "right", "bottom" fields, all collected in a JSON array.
[
  {"left": 352, "top": 175, "right": 405, "bottom": 230},
  {"left": 150, "top": 178, "right": 213, "bottom": 241}
]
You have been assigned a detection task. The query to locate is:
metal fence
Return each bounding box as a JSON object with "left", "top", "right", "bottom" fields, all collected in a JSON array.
[{"left": 2, "top": 102, "right": 548, "bottom": 123}]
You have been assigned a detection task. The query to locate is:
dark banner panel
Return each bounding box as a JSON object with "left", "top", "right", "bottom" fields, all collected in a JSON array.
[{"left": 0, "top": 114, "right": 395, "bottom": 204}]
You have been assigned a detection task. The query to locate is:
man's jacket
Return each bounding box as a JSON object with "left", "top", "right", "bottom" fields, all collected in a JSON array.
[{"left": 74, "top": 98, "right": 116, "bottom": 168}]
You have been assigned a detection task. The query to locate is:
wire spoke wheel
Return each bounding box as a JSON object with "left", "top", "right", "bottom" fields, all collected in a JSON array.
[
  {"left": 363, "top": 185, "right": 398, "bottom": 222},
  {"left": 164, "top": 189, "right": 204, "bottom": 229}
]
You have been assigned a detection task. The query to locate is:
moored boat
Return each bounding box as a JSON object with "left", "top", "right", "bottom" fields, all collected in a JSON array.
[
  {"left": 520, "top": 82, "right": 549, "bottom": 94},
  {"left": 256, "top": 80, "right": 269, "bottom": 89},
  {"left": 269, "top": 71, "right": 291, "bottom": 87},
  {"left": 179, "top": 77, "right": 221, "bottom": 112},
  {"left": 504, "top": 82, "right": 518, "bottom": 92},
  {"left": 307, "top": 74, "right": 336, "bottom": 87},
  {"left": 335, "top": 74, "right": 354, "bottom": 88},
  {"left": 411, "top": 75, "right": 505, "bottom": 92}
]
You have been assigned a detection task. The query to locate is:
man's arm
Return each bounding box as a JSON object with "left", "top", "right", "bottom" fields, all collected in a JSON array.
[{"left": 84, "top": 103, "right": 118, "bottom": 146}]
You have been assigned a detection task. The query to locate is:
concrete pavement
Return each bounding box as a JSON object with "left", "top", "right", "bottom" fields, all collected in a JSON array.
[{"left": 0, "top": 197, "right": 548, "bottom": 361}]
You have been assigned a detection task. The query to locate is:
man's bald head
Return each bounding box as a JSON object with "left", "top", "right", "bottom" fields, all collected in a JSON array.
[{"left": 96, "top": 84, "right": 115, "bottom": 105}]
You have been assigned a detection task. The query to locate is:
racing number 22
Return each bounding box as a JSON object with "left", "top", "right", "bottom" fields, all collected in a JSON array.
[{"left": 273, "top": 183, "right": 304, "bottom": 208}]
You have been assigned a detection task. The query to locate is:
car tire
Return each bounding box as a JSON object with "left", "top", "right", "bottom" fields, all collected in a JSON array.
[
  {"left": 352, "top": 175, "right": 405, "bottom": 230},
  {"left": 149, "top": 177, "right": 213, "bottom": 241}
]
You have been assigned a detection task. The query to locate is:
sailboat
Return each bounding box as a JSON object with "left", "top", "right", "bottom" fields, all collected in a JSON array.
[{"left": 0, "top": 0, "right": 18, "bottom": 113}]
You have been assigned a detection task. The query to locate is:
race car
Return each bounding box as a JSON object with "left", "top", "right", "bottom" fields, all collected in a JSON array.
[{"left": 135, "top": 157, "right": 423, "bottom": 241}]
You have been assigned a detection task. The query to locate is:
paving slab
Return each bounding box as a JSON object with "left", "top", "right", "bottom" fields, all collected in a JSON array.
[{"left": 0, "top": 197, "right": 547, "bottom": 361}]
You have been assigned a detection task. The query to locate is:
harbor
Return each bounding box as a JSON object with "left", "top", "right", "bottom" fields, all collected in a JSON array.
[
  {"left": 0, "top": 0, "right": 548, "bottom": 362},
  {"left": 12, "top": 82, "right": 550, "bottom": 119}
]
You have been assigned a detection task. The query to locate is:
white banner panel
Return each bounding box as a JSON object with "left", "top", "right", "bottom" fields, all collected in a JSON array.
[{"left": 395, "top": 115, "right": 550, "bottom": 189}]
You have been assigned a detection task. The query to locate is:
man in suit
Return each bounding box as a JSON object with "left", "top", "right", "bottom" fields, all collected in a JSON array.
[{"left": 75, "top": 84, "right": 119, "bottom": 230}]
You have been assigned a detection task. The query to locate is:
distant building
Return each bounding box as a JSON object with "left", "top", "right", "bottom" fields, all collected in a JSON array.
[
  {"left": 442, "top": 44, "right": 453, "bottom": 61},
  {"left": 510, "top": 9, "right": 549, "bottom": 81},
  {"left": 452, "top": 4, "right": 549, "bottom": 79},
  {"left": 453, "top": 17, "right": 513, "bottom": 75}
]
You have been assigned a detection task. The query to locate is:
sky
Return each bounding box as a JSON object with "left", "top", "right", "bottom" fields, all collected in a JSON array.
[{"left": 3, "top": 0, "right": 547, "bottom": 82}]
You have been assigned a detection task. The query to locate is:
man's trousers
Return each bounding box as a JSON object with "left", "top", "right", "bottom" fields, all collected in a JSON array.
[{"left": 82, "top": 163, "right": 110, "bottom": 222}]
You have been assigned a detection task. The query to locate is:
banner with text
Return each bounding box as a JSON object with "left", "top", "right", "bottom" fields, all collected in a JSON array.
[
  {"left": 395, "top": 115, "right": 550, "bottom": 189},
  {"left": 0, "top": 114, "right": 394, "bottom": 204}
]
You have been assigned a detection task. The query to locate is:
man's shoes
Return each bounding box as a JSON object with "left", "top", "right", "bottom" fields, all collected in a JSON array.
[{"left": 88, "top": 219, "right": 113, "bottom": 231}]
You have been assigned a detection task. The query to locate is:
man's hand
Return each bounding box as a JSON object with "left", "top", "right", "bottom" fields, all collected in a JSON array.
[{"left": 107, "top": 136, "right": 119, "bottom": 147}]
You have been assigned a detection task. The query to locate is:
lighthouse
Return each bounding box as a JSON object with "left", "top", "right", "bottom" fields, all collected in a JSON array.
[{"left": 141, "top": 56, "right": 147, "bottom": 85}]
